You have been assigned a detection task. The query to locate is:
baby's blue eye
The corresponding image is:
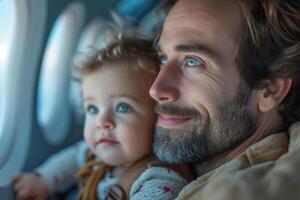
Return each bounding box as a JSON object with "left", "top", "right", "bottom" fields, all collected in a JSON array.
[
  {"left": 184, "top": 56, "right": 204, "bottom": 68},
  {"left": 160, "top": 55, "right": 168, "bottom": 65},
  {"left": 86, "top": 105, "right": 99, "bottom": 114},
  {"left": 116, "top": 103, "right": 133, "bottom": 113}
]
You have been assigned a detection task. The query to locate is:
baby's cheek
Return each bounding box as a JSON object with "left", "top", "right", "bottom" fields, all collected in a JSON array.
[
  {"left": 135, "top": 136, "right": 152, "bottom": 156},
  {"left": 124, "top": 137, "right": 150, "bottom": 159},
  {"left": 84, "top": 132, "right": 94, "bottom": 150}
]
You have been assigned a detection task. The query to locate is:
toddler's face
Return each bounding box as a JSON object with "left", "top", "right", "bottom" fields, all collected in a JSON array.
[{"left": 82, "top": 63, "right": 156, "bottom": 166}]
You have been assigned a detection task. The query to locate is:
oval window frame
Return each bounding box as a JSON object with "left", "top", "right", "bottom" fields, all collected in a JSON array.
[
  {"left": 37, "top": 2, "right": 86, "bottom": 145},
  {"left": 0, "top": 0, "right": 47, "bottom": 187}
]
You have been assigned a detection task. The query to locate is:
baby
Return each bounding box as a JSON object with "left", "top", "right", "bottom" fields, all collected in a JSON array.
[{"left": 13, "top": 36, "right": 194, "bottom": 200}]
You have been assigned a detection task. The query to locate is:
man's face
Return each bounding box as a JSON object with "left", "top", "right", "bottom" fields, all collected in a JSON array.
[{"left": 150, "top": 0, "right": 258, "bottom": 163}]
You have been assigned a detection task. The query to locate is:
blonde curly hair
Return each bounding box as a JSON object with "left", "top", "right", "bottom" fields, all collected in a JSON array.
[{"left": 73, "top": 35, "right": 159, "bottom": 81}]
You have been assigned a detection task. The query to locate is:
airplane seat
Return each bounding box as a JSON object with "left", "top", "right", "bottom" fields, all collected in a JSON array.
[{"left": 136, "top": 1, "right": 166, "bottom": 40}]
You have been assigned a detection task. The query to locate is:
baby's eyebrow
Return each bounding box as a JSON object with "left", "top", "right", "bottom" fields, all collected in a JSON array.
[
  {"left": 83, "top": 97, "right": 95, "bottom": 102},
  {"left": 111, "top": 94, "right": 140, "bottom": 103}
]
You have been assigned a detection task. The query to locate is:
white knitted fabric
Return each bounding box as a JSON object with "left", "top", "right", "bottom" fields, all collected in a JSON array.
[
  {"left": 37, "top": 141, "right": 188, "bottom": 199},
  {"left": 130, "top": 167, "right": 188, "bottom": 200}
]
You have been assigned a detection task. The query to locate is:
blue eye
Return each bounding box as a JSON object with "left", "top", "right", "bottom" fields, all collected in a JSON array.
[
  {"left": 86, "top": 105, "right": 99, "bottom": 115},
  {"left": 116, "top": 103, "right": 133, "bottom": 113},
  {"left": 160, "top": 55, "right": 168, "bottom": 65},
  {"left": 184, "top": 56, "right": 205, "bottom": 68}
]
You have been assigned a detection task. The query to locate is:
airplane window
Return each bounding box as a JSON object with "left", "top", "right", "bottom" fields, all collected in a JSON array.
[
  {"left": 0, "top": 0, "right": 16, "bottom": 142},
  {"left": 0, "top": 0, "right": 47, "bottom": 187},
  {"left": 37, "top": 2, "right": 86, "bottom": 145},
  {"left": 0, "top": 0, "right": 16, "bottom": 166}
]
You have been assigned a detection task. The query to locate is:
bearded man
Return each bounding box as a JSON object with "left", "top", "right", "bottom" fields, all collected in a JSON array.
[{"left": 150, "top": 0, "right": 300, "bottom": 199}]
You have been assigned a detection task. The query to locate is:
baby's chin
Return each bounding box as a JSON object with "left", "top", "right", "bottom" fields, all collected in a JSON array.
[
  {"left": 94, "top": 151, "right": 128, "bottom": 166},
  {"left": 102, "top": 154, "right": 151, "bottom": 167},
  {"left": 92, "top": 145, "right": 152, "bottom": 166},
  {"left": 101, "top": 157, "right": 133, "bottom": 167}
]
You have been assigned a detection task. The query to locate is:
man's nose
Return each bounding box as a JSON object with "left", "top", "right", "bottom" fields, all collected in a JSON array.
[
  {"left": 96, "top": 114, "right": 115, "bottom": 130},
  {"left": 149, "top": 66, "right": 180, "bottom": 103}
]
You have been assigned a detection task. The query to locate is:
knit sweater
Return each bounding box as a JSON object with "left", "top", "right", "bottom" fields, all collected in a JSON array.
[{"left": 36, "top": 141, "right": 188, "bottom": 199}]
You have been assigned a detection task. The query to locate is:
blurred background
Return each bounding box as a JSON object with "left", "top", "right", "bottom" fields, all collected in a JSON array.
[{"left": 0, "top": 0, "right": 166, "bottom": 199}]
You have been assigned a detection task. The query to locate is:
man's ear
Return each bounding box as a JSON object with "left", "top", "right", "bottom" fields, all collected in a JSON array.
[{"left": 257, "top": 78, "right": 292, "bottom": 112}]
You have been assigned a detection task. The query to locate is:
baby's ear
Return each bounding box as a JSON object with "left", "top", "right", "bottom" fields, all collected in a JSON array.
[{"left": 257, "top": 78, "right": 292, "bottom": 112}]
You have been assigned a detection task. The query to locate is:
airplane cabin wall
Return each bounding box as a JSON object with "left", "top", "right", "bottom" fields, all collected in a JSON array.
[
  {"left": 21, "top": 0, "right": 121, "bottom": 172},
  {"left": 0, "top": 0, "right": 119, "bottom": 199},
  {"left": 0, "top": 0, "right": 163, "bottom": 199}
]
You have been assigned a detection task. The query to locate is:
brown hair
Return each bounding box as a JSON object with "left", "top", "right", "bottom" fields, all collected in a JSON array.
[
  {"left": 73, "top": 36, "right": 159, "bottom": 81},
  {"left": 236, "top": 0, "right": 300, "bottom": 126},
  {"left": 160, "top": 0, "right": 178, "bottom": 13}
]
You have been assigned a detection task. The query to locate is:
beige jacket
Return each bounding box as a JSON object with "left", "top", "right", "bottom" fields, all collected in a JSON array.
[{"left": 177, "top": 122, "right": 300, "bottom": 200}]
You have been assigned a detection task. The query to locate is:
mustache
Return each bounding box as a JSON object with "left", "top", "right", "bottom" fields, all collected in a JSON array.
[{"left": 155, "top": 103, "right": 201, "bottom": 117}]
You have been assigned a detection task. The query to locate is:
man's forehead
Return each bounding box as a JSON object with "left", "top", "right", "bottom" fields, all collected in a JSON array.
[
  {"left": 161, "top": 0, "right": 242, "bottom": 46},
  {"left": 170, "top": 0, "right": 241, "bottom": 23},
  {"left": 166, "top": 0, "right": 217, "bottom": 26}
]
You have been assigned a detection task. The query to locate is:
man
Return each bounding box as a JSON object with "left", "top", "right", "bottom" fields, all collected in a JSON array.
[{"left": 150, "top": 0, "right": 300, "bottom": 199}]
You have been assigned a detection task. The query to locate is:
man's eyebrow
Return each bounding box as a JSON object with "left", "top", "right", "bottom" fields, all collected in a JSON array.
[
  {"left": 155, "top": 43, "right": 219, "bottom": 61},
  {"left": 175, "top": 44, "right": 218, "bottom": 59}
]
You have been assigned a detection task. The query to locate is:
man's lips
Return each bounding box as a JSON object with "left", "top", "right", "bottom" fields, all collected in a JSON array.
[{"left": 157, "top": 114, "right": 192, "bottom": 128}]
